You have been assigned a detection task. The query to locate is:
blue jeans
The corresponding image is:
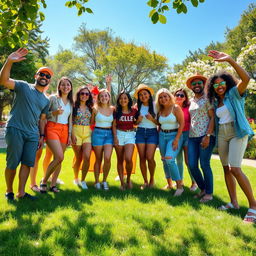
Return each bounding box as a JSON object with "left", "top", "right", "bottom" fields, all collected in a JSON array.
[
  {"left": 176, "top": 131, "right": 195, "bottom": 181},
  {"left": 188, "top": 135, "right": 216, "bottom": 194},
  {"left": 158, "top": 131, "right": 183, "bottom": 181}
]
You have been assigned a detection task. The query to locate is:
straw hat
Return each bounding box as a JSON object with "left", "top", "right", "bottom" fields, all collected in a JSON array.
[
  {"left": 186, "top": 73, "right": 207, "bottom": 89},
  {"left": 134, "top": 84, "right": 154, "bottom": 99}
]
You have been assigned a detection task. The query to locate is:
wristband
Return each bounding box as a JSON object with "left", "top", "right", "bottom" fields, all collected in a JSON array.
[{"left": 40, "top": 134, "right": 45, "bottom": 137}]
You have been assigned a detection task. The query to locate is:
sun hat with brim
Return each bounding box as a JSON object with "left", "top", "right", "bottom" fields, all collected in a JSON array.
[
  {"left": 134, "top": 84, "right": 154, "bottom": 99},
  {"left": 186, "top": 74, "right": 207, "bottom": 89},
  {"left": 36, "top": 67, "right": 54, "bottom": 77}
]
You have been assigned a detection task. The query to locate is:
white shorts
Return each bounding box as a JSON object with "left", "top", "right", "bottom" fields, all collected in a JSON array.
[{"left": 116, "top": 130, "right": 136, "bottom": 146}]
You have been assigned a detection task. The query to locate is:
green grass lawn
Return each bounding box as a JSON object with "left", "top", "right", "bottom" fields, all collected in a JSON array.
[{"left": 0, "top": 148, "right": 256, "bottom": 256}]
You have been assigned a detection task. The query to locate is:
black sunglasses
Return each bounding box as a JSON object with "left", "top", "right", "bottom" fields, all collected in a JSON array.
[
  {"left": 80, "top": 92, "right": 90, "bottom": 96},
  {"left": 37, "top": 72, "right": 51, "bottom": 79},
  {"left": 175, "top": 94, "right": 185, "bottom": 98}
]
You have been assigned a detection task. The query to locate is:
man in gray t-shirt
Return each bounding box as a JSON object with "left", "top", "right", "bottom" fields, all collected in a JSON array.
[{"left": 0, "top": 48, "right": 52, "bottom": 200}]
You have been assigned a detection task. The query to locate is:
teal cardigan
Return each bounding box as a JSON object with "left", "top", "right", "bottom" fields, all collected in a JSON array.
[{"left": 214, "top": 86, "right": 254, "bottom": 140}]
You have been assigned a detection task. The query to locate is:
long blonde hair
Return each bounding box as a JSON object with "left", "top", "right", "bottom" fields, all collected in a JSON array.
[
  {"left": 155, "top": 88, "right": 175, "bottom": 113},
  {"left": 96, "top": 89, "right": 111, "bottom": 108}
]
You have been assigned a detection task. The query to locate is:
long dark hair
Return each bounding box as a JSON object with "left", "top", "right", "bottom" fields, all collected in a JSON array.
[
  {"left": 115, "top": 91, "right": 133, "bottom": 120},
  {"left": 136, "top": 89, "right": 155, "bottom": 119},
  {"left": 174, "top": 88, "right": 190, "bottom": 108},
  {"left": 57, "top": 77, "right": 73, "bottom": 105},
  {"left": 206, "top": 71, "right": 237, "bottom": 104},
  {"left": 73, "top": 86, "right": 93, "bottom": 118}
]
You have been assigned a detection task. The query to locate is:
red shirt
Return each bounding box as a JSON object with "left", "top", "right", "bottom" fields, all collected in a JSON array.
[
  {"left": 114, "top": 108, "right": 137, "bottom": 130},
  {"left": 182, "top": 106, "right": 190, "bottom": 132}
]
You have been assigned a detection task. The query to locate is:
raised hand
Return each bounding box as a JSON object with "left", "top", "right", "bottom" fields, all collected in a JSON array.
[
  {"left": 208, "top": 50, "right": 232, "bottom": 62},
  {"left": 105, "top": 74, "right": 112, "bottom": 84},
  {"left": 7, "top": 48, "right": 28, "bottom": 63}
]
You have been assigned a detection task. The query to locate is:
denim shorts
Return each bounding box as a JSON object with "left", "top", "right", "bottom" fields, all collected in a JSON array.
[
  {"left": 92, "top": 127, "right": 113, "bottom": 146},
  {"left": 5, "top": 127, "right": 39, "bottom": 169},
  {"left": 117, "top": 130, "right": 136, "bottom": 146},
  {"left": 135, "top": 127, "right": 158, "bottom": 145}
]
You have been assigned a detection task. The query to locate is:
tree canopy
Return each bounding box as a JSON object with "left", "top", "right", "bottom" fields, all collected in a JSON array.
[{"left": 0, "top": 0, "right": 205, "bottom": 48}]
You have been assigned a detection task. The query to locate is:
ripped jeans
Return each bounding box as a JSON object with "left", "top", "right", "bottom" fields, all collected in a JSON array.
[{"left": 158, "top": 131, "right": 183, "bottom": 181}]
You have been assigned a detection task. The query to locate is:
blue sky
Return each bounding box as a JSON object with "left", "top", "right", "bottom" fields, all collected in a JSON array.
[{"left": 41, "top": 0, "right": 254, "bottom": 66}]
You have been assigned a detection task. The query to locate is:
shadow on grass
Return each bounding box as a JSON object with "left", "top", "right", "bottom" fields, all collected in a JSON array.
[{"left": 1, "top": 183, "right": 252, "bottom": 255}]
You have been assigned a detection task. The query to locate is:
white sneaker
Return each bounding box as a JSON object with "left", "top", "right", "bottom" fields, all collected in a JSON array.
[
  {"left": 102, "top": 181, "right": 109, "bottom": 190},
  {"left": 95, "top": 182, "right": 101, "bottom": 190},
  {"left": 80, "top": 181, "right": 88, "bottom": 190},
  {"left": 174, "top": 188, "right": 184, "bottom": 197},
  {"left": 56, "top": 178, "right": 64, "bottom": 185},
  {"left": 73, "top": 179, "right": 80, "bottom": 186}
]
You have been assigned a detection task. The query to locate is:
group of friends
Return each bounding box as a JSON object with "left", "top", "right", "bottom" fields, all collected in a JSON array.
[{"left": 0, "top": 48, "right": 255, "bottom": 224}]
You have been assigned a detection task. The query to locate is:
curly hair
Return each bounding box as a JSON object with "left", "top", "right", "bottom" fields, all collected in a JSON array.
[
  {"left": 206, "top": 71, "right": 238, "bottom": 104},
  {"left": 73, "top": 86, "right": 93, "bottom": 118},
  {"left": 135, "top": 89, "right": 156, "bottom": 119},
  {"left": 173, "top": 88, "right": 190, "bottom": 108},
  {"left": 115, "top": 91, "right": 133, "bottom": 120}
]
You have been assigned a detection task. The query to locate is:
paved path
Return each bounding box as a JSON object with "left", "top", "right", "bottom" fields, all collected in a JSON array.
[
  {"left": 0, "top": 128, "right": 255, "bottom": 167},
  {"left": 0, "top": 127, "right": 6, "bottom": 148},
  {"left": 211, "top": 154, "right": 255, "bottom": 168}
]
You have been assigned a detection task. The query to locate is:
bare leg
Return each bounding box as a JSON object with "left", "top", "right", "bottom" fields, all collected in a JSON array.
[
  {"left": 5, "top": 168, "right": 16, "bottom": 193},
  {"left": 43, "top": 145, "right": 53, "bottom": 176},
  {"left": 42, "top": 140, "right": 64, "bottom": 185},
  {"left": 72, "top": 144, "right": 82, "bottom": 180},
  {"left": 17, "top": 164, "right": 30, "bottom": 197},
  {"left": 136, "top": 143, "right": 148, "bottom": 186},
  {"left": 93, "top": 145, "right": 103, "bottom": 184},
  {"left": 50, "top": 143, "right": 67, "bottom": 187},
  {"left": 115, "top": 145, "right": 125, "bottom": 189},
  {"left": 231, "top": 167, "right": 256, "bottom": 209},
  {"left": 124, "top": 144, "right": 134, "bottom": 188},
  {"left": 81, "top": 143, "right": 92, "bottom": 181},
  {"left": 223, "top": 165, "right": 239, "bottom": 208},
  {"left": 30, "top": 147, "right": 43, "bottom": 188},
  {"left": 146, "top": 144, "right": 157, "bottom": 187},
  {"left": 102, "top": 144, "right": 113, "bottom": 182}
]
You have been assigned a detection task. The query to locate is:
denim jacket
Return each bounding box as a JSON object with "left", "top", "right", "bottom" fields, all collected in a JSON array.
[{"left": 214, "top": 86, "right": 254, "bottom": 140}]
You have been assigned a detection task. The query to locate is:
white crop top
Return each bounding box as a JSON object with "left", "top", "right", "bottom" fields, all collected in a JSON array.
[
  {"left": 95, "top": 111, "right": 113, "bottom": 127},
  {"left": 159, "top": 112, "right": 179, "bottom": 130},
  {"left": 57, "top": 100, "right": 71, "bottom": 124},
  {"left": 216, "top": 104, "right": 233, "bottom": 124},
  {"left": 138, "top": 104, "right": 157, "bottom": 129}
]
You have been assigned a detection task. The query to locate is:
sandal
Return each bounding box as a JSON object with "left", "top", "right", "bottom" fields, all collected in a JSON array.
[
  {"left": 49, "top": 186, "right": 60, "bottom": 193},
  {"left": 174, "top": 188, "right": 184, "bottom": 197},
  {"left": 40, "top": 183, "right": 47, "bottom": 193},
  {"left": 199, "top": 196, "right": 213, "bottom": 203},
  {"left": 30, "top": 185, "right": 40, "bottom": 193},
  {"left": 218, "top": 202, "right": 238, "bottom": 211},
  {"left": 194, "top": 190, "right": 206, "bottom": 199},
  {"left": 140, "top": 183, "right": 149, "bottom": 190},
  {"left": 243, "top": 208, "right": 256, "bottom": 224}
]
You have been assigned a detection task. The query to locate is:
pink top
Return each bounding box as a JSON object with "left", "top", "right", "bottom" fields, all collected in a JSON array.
[{"left": 182, "top": 106, "right": 190, "bottom": 132}]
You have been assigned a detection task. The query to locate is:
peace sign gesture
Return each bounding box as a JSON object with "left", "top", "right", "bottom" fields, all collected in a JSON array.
[{"left": 8, "top": 48, "right": 28, "bottom": 63}]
